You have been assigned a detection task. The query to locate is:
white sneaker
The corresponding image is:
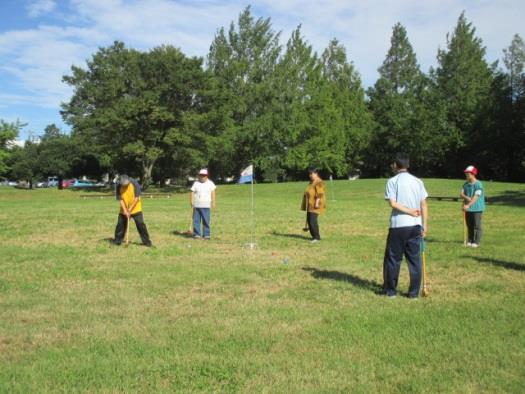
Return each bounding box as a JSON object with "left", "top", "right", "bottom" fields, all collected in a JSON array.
[
  {"left": 466, "top": 242, "right": 473, "bottom": 247},
  {"left": 470, "top": 243, "right": 479, "bottom": 248},
  {"left": 310, "top": 239, "right": 320, "bottom": 244}
]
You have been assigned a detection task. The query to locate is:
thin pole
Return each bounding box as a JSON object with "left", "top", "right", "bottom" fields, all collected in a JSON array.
[
  {"left": 330, "top": 175, "right": 336, "bottom": 201},
  {"left": 250, "top": 173, "right": 255, "bottom": 248}
]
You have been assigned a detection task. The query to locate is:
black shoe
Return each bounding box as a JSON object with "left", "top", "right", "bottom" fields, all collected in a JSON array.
[
  {"left": 143, "top": 242, "right": 153, "bottom": 247},
  {"left": 111, "top": 240, "right": 122, "bottom": 246}
]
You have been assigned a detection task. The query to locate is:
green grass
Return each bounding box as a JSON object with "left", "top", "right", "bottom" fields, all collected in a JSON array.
[{"left": 0, "top": 179, "right": 524, "bottom": 393}]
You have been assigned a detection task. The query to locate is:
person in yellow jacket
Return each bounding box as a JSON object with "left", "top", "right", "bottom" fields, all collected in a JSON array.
[
  {"left": 112, "top": 174, "right": 152, "bottom": 247},
  {"left": 301, "top": 168, "right": 326, "bottom": 243}
]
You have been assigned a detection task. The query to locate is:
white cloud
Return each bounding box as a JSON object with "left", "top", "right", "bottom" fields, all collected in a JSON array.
[
  {"left": 1, "top": 0, "right": 524, "bottom": 119},
  {"left": 26, "top": 0, "right": 57, "bottom": 18}
]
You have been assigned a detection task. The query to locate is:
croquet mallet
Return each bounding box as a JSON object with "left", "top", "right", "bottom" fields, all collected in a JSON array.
[
  {"left": 124, "top": 215, "right": 130, "bottom": 247},
  {"left": 421, "top": 238, "right": 429, "bottom": 297},
  {"left": 463, "top": 210, "right": 468, "bottom": 246}
]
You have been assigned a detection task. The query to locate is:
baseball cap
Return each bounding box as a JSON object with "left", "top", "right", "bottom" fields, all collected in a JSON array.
[
  {"left": 119, "top": 174, "right": 130, "bottom": 185},
  {"left": 198, "top": 169, "right": 208, "bottom": 176},
  {"left": 463, "top": 165, "right": 478, "bottom": 175}
]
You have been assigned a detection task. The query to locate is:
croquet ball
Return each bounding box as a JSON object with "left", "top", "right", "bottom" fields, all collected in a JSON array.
[{"left": 282, "top": 258, "right": 289, "bottom": 264}]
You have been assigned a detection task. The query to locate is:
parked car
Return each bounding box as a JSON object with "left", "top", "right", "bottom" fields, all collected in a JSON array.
[
  {"left": 71, "top": 179, "right": 97, "bottom": 188},
  {"left": 47, "top": 176, "right": 59, "bottom": 187},
  {"left": 62, "top": 179, "right": 75, "bottom": 188},
  {"left": 36, "top": 181, "right": 48, "bottom": 188}
]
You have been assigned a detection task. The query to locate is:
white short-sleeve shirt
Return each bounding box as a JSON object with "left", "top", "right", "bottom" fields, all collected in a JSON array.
[
  {"left": 191, "top": 179, "right": 216, "bottom": 208},
  {"left": 385, "top": 172, "right": 428, "bottom": 228}
]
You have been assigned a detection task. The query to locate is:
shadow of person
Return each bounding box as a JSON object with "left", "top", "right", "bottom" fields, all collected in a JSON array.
[
  {"left": 172, "top": 230, "right": 194, "bottom": 238},
  {"left": 302, "top": 267, "right": 384, "bottom": 294},
  {"left": 270, "top": 230, "right": 311, "bottom": 240},
  {"left": 465, "top": 256, "right": 525, "bottom": 272}
]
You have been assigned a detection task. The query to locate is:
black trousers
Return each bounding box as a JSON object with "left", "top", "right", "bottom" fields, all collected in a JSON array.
[
  {"left": 307, "top": 212, "right": 320, "bottom": 240},
  {"left": 114, "top": 212, "right": 151, "bottom": 245},
  {"left": 465, "top": 211, "right": 482, "bottom": 244},
  {"left": 383, "top": 225, "right": 422, "bottom": 298}
]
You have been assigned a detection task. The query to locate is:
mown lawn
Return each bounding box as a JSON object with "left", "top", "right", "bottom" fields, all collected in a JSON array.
[{"left": 0, "top": 178, "right": 524, "bottom": 393}]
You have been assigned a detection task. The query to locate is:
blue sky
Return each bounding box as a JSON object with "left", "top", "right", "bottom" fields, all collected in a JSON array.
[{"left": 1, "top": 0, "right": 524, "bottom": 140}]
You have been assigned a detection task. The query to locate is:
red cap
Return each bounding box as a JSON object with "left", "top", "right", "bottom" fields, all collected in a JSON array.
[{"left": 463, "top": 165, "right": 478, "bottom": 175}]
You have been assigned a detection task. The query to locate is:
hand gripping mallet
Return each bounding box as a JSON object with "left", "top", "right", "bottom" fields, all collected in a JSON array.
[{"left": 421, "top": 238, "right": 429, "bottom": 297}]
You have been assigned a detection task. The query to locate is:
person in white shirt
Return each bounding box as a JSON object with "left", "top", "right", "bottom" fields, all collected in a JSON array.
[
  {"left": 383, "top": 153, "right": 428, "bottom": 299},
  {"left": 190, "top": 169, "right": 216, "bottom": 239}
]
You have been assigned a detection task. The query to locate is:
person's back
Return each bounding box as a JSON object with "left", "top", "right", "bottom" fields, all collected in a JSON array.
[{"left": 386, "top": 171, "right": 426, "bottom": 228}]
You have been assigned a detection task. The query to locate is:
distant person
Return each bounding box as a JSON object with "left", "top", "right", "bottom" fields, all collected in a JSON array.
[
  {"left": 301, "top": 168, "right": 326, "bottom": 243},
  {"left": 383, "top": 153, "right": 428, "bottom": 299},
  {"left": 190, "top": 169, "right": 216, "bottom": 239},
  {"left": 112, "top": 174, "right": 152, "bottom": 247},
  {"left": 460, "top": 165, "right": 485, "bottom": 248}
]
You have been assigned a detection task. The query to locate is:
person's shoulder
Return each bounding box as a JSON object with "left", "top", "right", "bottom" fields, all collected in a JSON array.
[
  {"left": 207, "top": 180, "right": 216, "bottom": 187},
  {"left": 412, "top": 174, "right": 425, "bottom": 184},
  {"left": 387, "top": 173, "right": 399, "bottom": 183}
]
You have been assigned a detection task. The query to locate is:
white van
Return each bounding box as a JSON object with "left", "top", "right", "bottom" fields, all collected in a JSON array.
[{"left": 47, "top": 176, "right": 59, "bottom": 187}]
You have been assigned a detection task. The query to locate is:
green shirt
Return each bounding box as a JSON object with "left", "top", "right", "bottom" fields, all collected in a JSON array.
[{"left": 462, "top": 180, "right": 485, "bottom": 212}]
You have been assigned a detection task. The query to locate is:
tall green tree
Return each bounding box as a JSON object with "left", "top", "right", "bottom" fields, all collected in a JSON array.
[
  {"left": 207, "top": 6, "right": 282, "bottom": 179},
  {"left": 503, "top": 34, "right": 525, "bottom": 103},
  {"left": 0, "top": 119, "right": 23, "bottom": 176},
  {"left": 272, "top": 26, "right": 319, "bottom": 178},
  {"left": 367, "top": 23, "right": 449, "bottom": 175},
  {"left": 434, "top": 12, "right": 493, "bottom": 173},
  {"left": 37, "top": 125, "right": 76, "bottom": 186},
  {"left": 483, "top": 34, "right": 525, "bottom": 180},
  {"left": 8, "top": 142, "right": 39, "bottom": 188},
  {"left": 62, "top": 42, "right": 210, "bottom": 188},
  {"left": 321, "top": 39, "right": 373, "bottom": 175}
]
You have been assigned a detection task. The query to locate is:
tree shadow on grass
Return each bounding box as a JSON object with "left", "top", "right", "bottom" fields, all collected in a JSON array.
[
  {"left": 489, "top": 190, "right": 525, "bottom": 207},
  {"left": 464, "top": 256, "right": 525, "bottom": 272},
  {"left": 270, "top": 231, "right": 310, "bottom": 240},
  {"left": 302, "top": 267, "right": 384, "bottom": 294}
]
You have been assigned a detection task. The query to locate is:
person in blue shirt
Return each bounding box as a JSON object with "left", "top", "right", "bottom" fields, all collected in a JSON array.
[
  {"left": 383, "top": 153, "right": 428, "bottom": 299},
  {"left": 460, "top": 165, "right": 485, "bottom": 248}
]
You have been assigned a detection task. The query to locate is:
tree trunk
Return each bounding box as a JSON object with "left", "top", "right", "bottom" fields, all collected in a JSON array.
[{"left": 141, "top": 162, "right": 155, "bottom": 191}]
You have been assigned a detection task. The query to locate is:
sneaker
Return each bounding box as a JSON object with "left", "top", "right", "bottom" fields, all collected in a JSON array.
[
  {"left": 194, "top": 235, "right": 201, "bottom": 239},
  {"left": 203, "top": 236, "right": 211, "bottom": 240},
  {"left": 470, "top": 243, "right": 479, "bottom": 248},
  {"left": 111, "top": 240, "right": 122, "bottom": 246},
  {"left": 310, "top": 239, "right": 320, "bottom": 244},
  {"left": 387, "top": 294, "right": 397, "bottom": 299},
  {"left": 466, "top": 242, "right": 473, "bottom": 247},
  {"left": 143, "top": 242, "right": 153, "bottom": 247}
]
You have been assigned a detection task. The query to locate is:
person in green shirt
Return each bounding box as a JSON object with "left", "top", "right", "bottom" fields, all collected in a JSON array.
[{"left": 460, "top": 165, "right": 485, "bottom": 248}]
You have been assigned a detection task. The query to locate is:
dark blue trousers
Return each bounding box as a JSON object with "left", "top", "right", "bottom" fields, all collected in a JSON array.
[{"left": 383, "top": 225, "right": 422, "bottom": 298}]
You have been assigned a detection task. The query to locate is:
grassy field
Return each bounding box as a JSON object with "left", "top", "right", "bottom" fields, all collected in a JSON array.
[{"left": 0, "top": 178, "right": 524, "bottom": 393}]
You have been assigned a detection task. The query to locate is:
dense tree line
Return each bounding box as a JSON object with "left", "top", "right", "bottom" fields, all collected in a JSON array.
[{"left": 2, "top": 8, "right": 524, "bottom": 187}]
